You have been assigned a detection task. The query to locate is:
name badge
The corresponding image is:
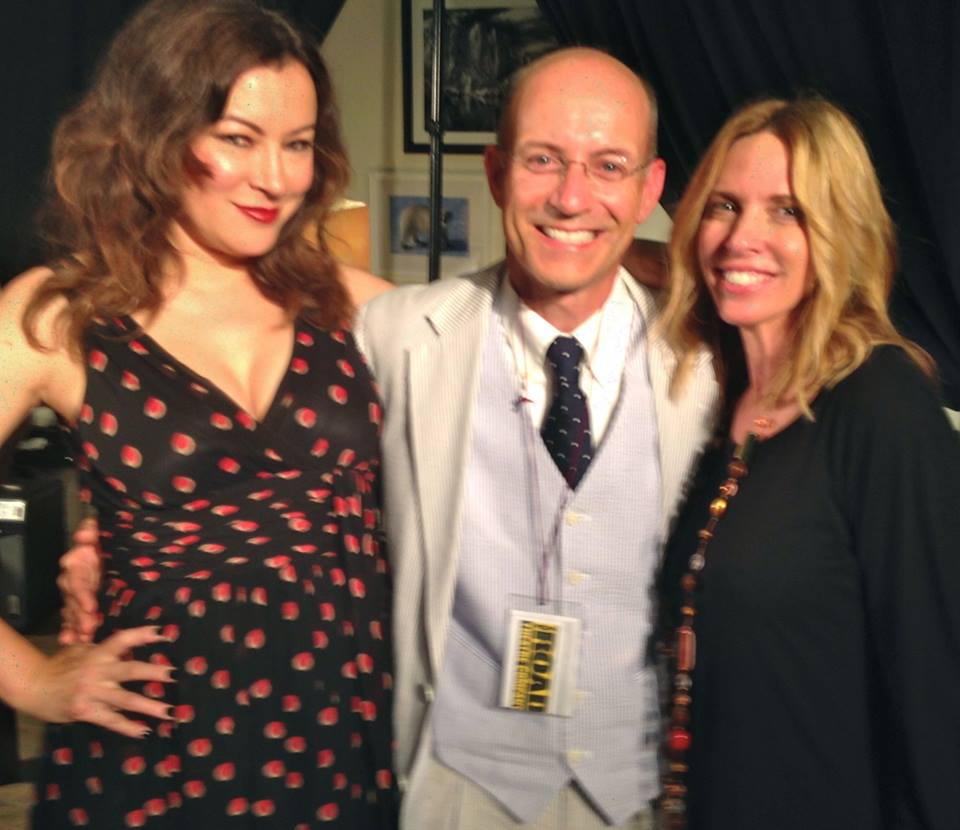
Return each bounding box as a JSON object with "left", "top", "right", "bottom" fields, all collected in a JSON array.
[{"left": 499, "top": 608, "right": 581, "bottom": 717}]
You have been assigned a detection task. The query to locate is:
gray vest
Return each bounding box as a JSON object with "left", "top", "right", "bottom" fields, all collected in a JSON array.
[{"left": 432, "top": 300, "right": 663, "bottom": 825}]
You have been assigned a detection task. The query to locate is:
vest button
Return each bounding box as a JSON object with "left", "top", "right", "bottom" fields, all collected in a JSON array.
[
  {"left": 566, "top": 748, "right": 591, "bottom": 766},
  {"left": 419, "top": 683, "right": 435, "bottom": 703}
]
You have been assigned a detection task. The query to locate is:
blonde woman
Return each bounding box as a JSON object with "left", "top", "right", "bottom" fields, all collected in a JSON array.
[{"left": 657, "top": 98, "right": 960, "bottom": 830}]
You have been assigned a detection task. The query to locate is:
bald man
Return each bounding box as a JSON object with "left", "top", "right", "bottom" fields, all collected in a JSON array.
[{"left": 356, "top": 49, "right": 716, "bottom": 828}]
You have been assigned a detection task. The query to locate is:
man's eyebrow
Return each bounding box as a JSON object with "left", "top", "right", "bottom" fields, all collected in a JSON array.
[
  {"left": 516, "top": 140, "right": 634, "bottom": 158},
  {"left": 217, "top": 115, "right": 316, "bottom": 135},
  {"left": 516, "top": 140, "right": 562, "bottom": 152}
]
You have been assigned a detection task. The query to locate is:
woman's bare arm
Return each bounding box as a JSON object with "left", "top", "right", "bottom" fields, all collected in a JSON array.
[
  {"left": 338, "top": 264, "right": 394, "bottom": 311},
  {"left": 0, "top": 268, "right": 174, "bottom": 734}
]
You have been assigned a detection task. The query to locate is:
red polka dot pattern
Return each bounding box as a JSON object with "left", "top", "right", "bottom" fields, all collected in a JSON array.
[{"left": 36, "top": 317, "right": 396, "bottom": 828}]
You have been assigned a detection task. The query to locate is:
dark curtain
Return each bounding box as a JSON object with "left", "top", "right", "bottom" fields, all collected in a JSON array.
[
  {"left": 537, "top": 0, "right": 960, "bottom": 408},
  {"left": 0, "top": 0, "right": 345, "bottom": 282}
]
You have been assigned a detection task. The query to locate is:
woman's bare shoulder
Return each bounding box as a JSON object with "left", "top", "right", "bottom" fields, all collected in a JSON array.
[
  {"left": 0, "top": 266, "right": 64, "bottom": 341},
  {"left": 3, "top": 265, "right": 57, "bottom": 295},
  {"left": 338, "top": 265, "right": 394, "bottom": 309},
  {"left": 0, "top": 266, "right": 83, "bottom": 421}
]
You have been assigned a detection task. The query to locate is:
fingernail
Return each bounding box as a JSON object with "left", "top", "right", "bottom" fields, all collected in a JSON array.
[{"left": 131, "top": 720, "right": 151, "bottom": 737}]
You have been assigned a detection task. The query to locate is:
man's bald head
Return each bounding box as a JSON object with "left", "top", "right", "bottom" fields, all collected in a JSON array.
[{"left": 495, "top": 48, "right": 659, "bottom": 161}]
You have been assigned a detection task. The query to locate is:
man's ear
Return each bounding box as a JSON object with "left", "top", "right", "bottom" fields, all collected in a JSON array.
[
  {"left": 484, "top": 145, "right": 507, "bottom": 208},
  {"left": 636, "top": 157, "right": 667, "bottom": 225}
]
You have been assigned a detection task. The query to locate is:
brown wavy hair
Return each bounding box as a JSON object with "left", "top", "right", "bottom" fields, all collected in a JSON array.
[
  {"left": 24, "top": 0, "right": 351, "bottom": 351},
  {"left": 660, "top": 97, "right": 933, "bottom": 417}
]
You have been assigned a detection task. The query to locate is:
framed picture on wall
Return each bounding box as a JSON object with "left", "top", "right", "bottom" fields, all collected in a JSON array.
[
  {"left": 369, "top": 171, "right": 494, "bottom": 283},
  {"left": 402, "top": 0, "right": 559, "bottom": 153}
]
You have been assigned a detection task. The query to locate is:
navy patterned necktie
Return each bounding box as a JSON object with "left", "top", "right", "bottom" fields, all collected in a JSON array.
[{"left": 541, "top": 336, "right": 593, "bottom": 488}]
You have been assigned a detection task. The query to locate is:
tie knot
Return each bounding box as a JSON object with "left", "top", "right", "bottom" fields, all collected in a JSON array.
[{"left": 546, "top": 336, "right": 584, "bottom": 380}]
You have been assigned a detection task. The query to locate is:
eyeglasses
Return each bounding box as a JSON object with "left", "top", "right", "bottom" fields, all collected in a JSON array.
[{"left": 502, "top": 146, "right": 652, "bottom": 184}]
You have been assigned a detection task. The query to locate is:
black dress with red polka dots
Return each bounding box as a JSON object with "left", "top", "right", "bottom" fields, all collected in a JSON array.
[{"left": 34, "top": 317, "right": 397, "bottom": 828}]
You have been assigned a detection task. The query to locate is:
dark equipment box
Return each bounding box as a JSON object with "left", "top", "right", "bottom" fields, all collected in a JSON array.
[{"left": 0, "top": 475, "right": 65, "bottom": 632}]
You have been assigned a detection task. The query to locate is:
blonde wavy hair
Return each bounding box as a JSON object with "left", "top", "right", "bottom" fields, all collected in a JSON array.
[
  {"left": 661, "top": 97, "right": 933, "bottom": 416},
  {"left": 24, "top": 0, "right": 351, "bottom": 351}
]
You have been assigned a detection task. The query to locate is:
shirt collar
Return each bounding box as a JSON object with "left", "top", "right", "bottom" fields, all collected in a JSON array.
[{"left": 499, "top": 268, "right": 635, "bottom": 390}]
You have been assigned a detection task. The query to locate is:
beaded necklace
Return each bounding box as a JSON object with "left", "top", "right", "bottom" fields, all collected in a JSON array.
[{"left": 661, "top": 431, "right": 758, "bottom": 830}]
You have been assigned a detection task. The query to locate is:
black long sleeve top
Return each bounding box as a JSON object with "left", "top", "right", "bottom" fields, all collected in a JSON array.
[{"left": 660, "top": 346, "right": 960, "bottom": 830}]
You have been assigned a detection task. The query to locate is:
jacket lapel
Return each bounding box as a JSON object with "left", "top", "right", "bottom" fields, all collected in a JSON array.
[
  {"left": 407, "top": 266, "right": 500, "bottom": 674},
  {"left": 621, "top": 275, "right": 718, "bottom": 539}
]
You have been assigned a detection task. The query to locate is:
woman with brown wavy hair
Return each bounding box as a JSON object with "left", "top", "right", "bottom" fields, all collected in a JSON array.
[
  {"left": 657, "top": 98, "right": 960, "bottom": 830},
  {"left": 0, "top": 0, "right": 396, "bottom": 825}
]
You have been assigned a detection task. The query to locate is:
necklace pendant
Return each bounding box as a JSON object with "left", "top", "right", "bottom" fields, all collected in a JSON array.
[
  {"left": 719, "top": 479, "right": 738, "bottom": 498},
  {"left": 708, "top": 497, "right": 728, "bottom": 517},
  {"left": 667, "top": 726, "right": 692, "bottom": 752},
  {"left": 676, "top": 625, "right": 696, "bottom": 672}
]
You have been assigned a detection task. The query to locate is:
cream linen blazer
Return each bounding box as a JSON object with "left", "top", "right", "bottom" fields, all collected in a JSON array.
[{"left": 354, "top": 263, "right": 717, "bottom": 790}]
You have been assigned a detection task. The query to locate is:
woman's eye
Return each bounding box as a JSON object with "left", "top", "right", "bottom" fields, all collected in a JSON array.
[
  {"left": 219, "top": 134, "right": 252, "bottom": 148},
  {"left": 704, "top": 199, "right": 736, "bottom": 216},
  {"left": 287, "top": 139, "right": 314, "bottom": 152}
]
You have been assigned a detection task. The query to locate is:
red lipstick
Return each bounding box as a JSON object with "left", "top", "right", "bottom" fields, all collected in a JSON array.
[{"left": 236, "top": 205, "right": 280, "bottom": 223}]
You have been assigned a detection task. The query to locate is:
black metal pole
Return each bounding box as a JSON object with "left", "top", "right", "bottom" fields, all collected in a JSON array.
[{"left": 427, "top": 0, "right": 445, "bottom": 282}]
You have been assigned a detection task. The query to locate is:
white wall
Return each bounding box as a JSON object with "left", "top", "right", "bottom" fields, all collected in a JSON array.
[
  {"left": 322, "top": 0, "right": 500, "bottom": 283},
  {"left": 322, "top": 0, "right": 669, "bottom": 282}
]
